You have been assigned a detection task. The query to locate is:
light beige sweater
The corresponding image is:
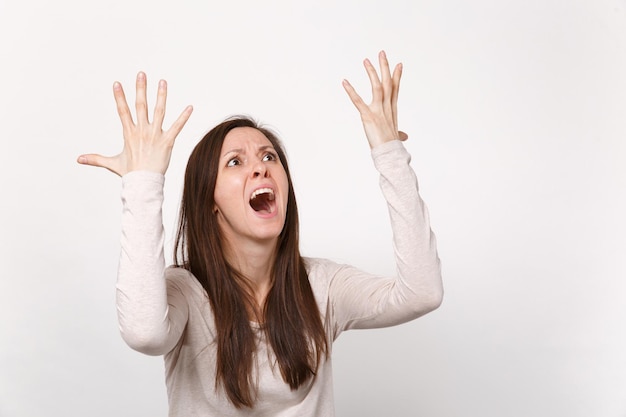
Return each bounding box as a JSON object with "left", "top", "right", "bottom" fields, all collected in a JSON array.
[{"left": 116, "top": 140, "right": 442, "bottom": 416}]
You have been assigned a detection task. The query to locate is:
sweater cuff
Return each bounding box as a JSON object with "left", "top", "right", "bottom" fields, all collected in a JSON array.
[
  {"left": 121, "top": 170, "right": 165, "bottom": 187},
  {"left": 371, "top": 140, "right": 411, "bottom": 170},
  {"left": 371, "top": 139, "right": 406, "bottom": 158}
]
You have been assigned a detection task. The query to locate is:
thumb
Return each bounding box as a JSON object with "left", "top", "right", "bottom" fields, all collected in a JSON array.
[
  {"left": 77, "top": 154, "right": 122, "bottom": 177},
  {"left": 398, "top": 131, "right": 409, "bottom": 141}
]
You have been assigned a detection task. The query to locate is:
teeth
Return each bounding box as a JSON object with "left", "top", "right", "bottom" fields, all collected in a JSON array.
[{"left": 251, "top": 188, "right": 274, "bottom": 200}]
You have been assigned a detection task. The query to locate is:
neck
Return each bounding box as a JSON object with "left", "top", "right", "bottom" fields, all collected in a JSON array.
[{"left": 222, "top": 236, "right": 277, "bottom": 310}]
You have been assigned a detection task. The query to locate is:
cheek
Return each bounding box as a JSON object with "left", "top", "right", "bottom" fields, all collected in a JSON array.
[{"left": 214, "top": 175, "right": 243, "bottom": 212}]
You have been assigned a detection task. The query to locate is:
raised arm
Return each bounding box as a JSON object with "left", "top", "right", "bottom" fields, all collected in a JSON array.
[
  {"left": 79, "top": 73, "right": 193, "bottom": 355},
  {"left": 328, "top": 51, "right": 442, "bottom": 332}
]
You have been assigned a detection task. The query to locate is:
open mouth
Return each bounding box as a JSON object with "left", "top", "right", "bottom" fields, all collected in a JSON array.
[{"left": 249, "top": 188, "right": 275, "bottom": 214}]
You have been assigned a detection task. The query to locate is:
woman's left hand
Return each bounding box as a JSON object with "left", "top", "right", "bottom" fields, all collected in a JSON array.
[{"left": 343, "top": 50, "right": 408, "bottom": 148}]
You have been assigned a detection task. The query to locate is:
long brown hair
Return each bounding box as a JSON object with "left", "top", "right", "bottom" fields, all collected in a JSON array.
[{"left": 174, "top": 116, "right": 328, "bottom": 408}]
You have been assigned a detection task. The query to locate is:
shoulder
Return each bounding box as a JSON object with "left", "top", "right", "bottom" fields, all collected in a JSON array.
[
  {"left": 165, "top": 265, "right": 193, "bottom": 282},
  {"left": 165, "top": 266, "right": 206, "bottom": 298},
  {"left": 164, "top": 266, "right": 216, "bottom": 323},
  {"left": 303, "top": 257, "right": 352, "bottom": 290},
  {"left": 303, "top": 256, "right": 342, "bottom": 275}
]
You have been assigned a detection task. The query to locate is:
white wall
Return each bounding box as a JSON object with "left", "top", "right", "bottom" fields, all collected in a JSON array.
[{"left": 1, "top": 0, "right": 625, "bottom": 416}]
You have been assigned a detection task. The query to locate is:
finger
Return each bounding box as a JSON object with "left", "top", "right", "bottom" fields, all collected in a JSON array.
[
  {"left": 113, "top": 82, "right": 134, "bottom": 133},
  {"left": 391, "top": 63, "right": 403, "bottom": 130},
  {"left": 342, "top": 79, "right": 370, "bottom": 115},
  {"left": 391, "top": 62, "right": 403, "bottom": 104},
  {"left": 398, "top": 131, "right": 409, "bottom": 141},
  {"left": 164, "top": 105, "right": 194, "bottom": 143},
  {"left": 135, "top": 71, "right": 149, "bottom": 126},
  {"left": 152, "top": 79, "right": 167, "bottom": 130},
  {"left": 379, "top": 50, "right": 393, "bottom": 103},
  {"left": 363, "top": 58, "right": 383, "bottom": 104},
  {"left": 76, "top": 154, "right": 122, "bottom": 176}
]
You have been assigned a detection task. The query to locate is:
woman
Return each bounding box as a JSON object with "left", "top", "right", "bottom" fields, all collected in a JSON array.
[{"left": 77, "top": 51, "right": 443, "bottom": 416}]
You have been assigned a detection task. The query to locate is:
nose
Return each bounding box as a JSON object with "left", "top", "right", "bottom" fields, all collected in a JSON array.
[{"left": 251, "top": 160, "right": 268, "bottom": 178}]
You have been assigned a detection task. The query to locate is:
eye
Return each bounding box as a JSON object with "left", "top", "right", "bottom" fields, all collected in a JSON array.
[
  {"left": 262, "top": 152, "right": 277, "bottom": 162},
  {"left": 226, "top": 157, "right": 241, "bottom": 167}
]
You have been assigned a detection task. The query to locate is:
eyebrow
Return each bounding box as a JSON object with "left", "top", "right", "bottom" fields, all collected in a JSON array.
[{"left": 222, "top": 145, "right": 276, "bottom": 158}]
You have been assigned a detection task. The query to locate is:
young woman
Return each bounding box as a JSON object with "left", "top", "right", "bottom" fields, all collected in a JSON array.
[{"left": 78, "top": 51, "right": 443, "bottom": 416}]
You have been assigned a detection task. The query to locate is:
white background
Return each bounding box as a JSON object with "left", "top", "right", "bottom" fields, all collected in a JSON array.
[{"left": 1, "top": 0, "right": 625, "bottom": 416}]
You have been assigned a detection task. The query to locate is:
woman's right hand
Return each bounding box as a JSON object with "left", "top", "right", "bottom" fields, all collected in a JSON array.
[{"left": 77, "top": 72, "right": 193, "bottom": 176}]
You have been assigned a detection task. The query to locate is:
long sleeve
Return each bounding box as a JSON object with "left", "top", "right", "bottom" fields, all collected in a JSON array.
[
  {"left": 325, "top": 139, "right": 443, "bottom": 333},
  {"left": 116, "top": 171, "right": 188, "bottom": 356}
]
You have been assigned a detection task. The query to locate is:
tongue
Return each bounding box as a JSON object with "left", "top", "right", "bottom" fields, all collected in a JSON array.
[{"left": 250, "top": 193, "right": 273, "bottom": 213}]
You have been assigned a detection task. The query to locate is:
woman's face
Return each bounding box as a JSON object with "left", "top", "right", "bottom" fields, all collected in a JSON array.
[{"left": 214, "top": 127, "right": 289, "bottom": 247}]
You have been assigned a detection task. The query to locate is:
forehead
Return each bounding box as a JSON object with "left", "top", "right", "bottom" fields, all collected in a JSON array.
[{"left": 221, "top": 127, "right": 273, "bottom": 152}]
